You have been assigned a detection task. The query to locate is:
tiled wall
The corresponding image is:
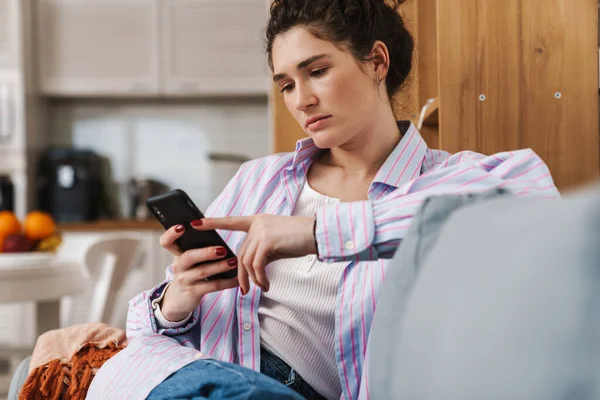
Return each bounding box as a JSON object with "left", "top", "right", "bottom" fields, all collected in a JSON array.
[{"left": 45, "top": 98, "right": 272, "bottom": 214}]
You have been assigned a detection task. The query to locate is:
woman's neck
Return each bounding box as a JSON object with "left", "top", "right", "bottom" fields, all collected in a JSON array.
[{"left": 321, "top": 113, "right": 401, "bottom": 179}]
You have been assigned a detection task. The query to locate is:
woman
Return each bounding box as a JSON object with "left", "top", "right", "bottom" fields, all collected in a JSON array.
[{"left": 88, "top": 0, "right": 558, "bottom": 399}]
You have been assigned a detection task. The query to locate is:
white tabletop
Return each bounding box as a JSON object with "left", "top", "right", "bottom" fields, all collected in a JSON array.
[
  {"left": 0, "top": 253, "right": 89, "bottom": 336},
  {"left": 0, "top": 253, "right": 87, "bottom": 304}
]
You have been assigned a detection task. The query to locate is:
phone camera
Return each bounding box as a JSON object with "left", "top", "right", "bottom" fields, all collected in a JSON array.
[{"left": 153, "top": 206, "right": 166, "bottom": 221}]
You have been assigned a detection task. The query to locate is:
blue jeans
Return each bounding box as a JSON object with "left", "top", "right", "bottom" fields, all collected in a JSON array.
[
  {"left": 260, "top": 348, "right": 328, "bottom": 400},
  {"left": 147, "top": 358, "right": 304, "bottom": 400}
]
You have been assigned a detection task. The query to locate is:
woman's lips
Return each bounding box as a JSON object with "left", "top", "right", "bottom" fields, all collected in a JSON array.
[{"left": 306, "top": 116, "right": 331, "bottom": 132}]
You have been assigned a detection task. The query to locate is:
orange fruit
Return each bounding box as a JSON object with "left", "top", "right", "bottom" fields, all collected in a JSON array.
[
  {"left": 0, "top": 211, "right": 22, "bottom": 237},
  {"left": 0, "top": 211, "right": 22, "bottom": 253},
  {"left": 23, "top": 211, "right": 56, "bottom": 241}
]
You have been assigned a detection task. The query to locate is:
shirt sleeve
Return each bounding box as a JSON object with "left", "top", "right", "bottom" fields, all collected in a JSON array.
[
  {"left": 125, "top": 163, "right": 249, "bottom": 343},
  {"left": 315, "top": 149, "right": 560, "bottom": 262},
  {"left": 151, "top": 281, "right": 193, "bottom": 329}
]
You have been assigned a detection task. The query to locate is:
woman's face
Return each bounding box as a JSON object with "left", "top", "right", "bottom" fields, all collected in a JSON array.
[{"left": 271, "top": 27, "right": 381, "bottom": 149}]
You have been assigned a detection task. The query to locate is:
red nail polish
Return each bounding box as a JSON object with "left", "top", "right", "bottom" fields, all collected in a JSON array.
[
  {"left": 175, "top": 225, "right": 184, "bottom": 233},
  {"left": 215, "top": 247, "right": 227, "bottom": 257},
  {"left": 227, "top": 258, "right": 238, "bottom": 267},
  {"left": 191, "top": 219, "right": 203, "bottom": 227}
]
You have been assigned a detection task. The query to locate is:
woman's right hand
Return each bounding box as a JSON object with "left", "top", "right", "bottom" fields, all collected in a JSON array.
[{"left": 158, "top": 224, "right": 239, "bottom": 322}]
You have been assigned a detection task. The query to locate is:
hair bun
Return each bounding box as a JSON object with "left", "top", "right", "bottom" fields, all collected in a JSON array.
[{"left": 369, "top": 0, "right": 406, "bottom": 10}]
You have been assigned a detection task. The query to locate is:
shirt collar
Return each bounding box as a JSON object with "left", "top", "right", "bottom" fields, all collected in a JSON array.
[
  {"left": 371, "top": 121, "right": 428, "bottom": 189},
  {"left": 290, "top": 121, "right": 428, "bottom": 189},
  {"left": 290, "top": 136, "right": 321, "bottom": 169}
]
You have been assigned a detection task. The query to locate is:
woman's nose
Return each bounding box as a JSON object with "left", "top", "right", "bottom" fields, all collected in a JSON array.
[{"left": 295, "top": 85, "right": 318, "bottom": 111}]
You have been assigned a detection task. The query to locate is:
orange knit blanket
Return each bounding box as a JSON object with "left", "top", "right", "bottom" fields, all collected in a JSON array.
[{"left": 18, "top": 323, "right": 127, "bottom": 400}]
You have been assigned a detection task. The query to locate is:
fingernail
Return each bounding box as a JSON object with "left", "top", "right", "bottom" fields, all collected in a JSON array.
[
  {"left": 215, "top": 247, "right": 227, "bottom": 257},
  {"left": 241, "top": 287, "right": 247, "bottom": 296},
  {"left": 227, "top": 258, "right": 238, "bottom": 267},
  {"left": 175, "top": 225, "right": 184, "bottom": 233},
  {"left": 191, "top": 219, "right": 203, "bottom": 227}
]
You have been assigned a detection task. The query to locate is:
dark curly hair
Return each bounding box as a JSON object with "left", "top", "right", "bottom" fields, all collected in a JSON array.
[{"left": 265, "top": 0, "right": 414, "bottom": 100}]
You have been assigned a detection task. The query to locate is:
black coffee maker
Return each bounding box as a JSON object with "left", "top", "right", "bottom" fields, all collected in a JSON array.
[
  {"left": 37, "top": 148, "right": 110, "bottom": 222},
  {"left": 0, "top": 175, "right": 14, "bottom": 212}
]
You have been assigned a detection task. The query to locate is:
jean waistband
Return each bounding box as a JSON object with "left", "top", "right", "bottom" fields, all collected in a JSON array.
[{"left": 260, "top": 347, "right": 328, "bottom": 400}]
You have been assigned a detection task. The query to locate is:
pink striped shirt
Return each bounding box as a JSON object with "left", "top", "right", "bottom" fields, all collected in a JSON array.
[{"left": 88, "top": 122, "right": 559, "bottom": 400}]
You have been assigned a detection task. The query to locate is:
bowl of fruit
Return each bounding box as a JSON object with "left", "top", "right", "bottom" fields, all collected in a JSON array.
[{"left": 0, "top": 210, "right": 62, "bottom": 267}]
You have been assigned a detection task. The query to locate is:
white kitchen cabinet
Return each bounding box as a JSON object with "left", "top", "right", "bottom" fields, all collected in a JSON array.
[
  {"left": 0, "top": 69, "right": 27, "bottom": 216},
  {"left": 0, "top": 69, "right": 28, "bottom": 220},
  {"left": 36, "top": 0, "right": 269, "bottom": 97},
  {"left": 0, "top": 70, "right": 25, "bottom": 156},
  {"left": 0, "top": 0, "right": 49, "bottom": 224},
  {"left": 0, "top": 0, "right": 20, "bottom": 68},
  {"left": 36, "top": 0, "right": 160, "bottom": 96},
  {"left": 160, "top": 0, "right": 269, "bottom": 96}
]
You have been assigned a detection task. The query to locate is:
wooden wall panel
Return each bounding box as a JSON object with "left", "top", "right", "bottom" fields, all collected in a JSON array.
[
  {"left": 438, "top": 0, "right": 525, "bottom": 153},
  {"left": 271, "top": 84, "right": 305, "bottom": 153},
  {"left": 393, "top": 0, "right": 419, "bottom": 123},
  {"left": 520, "top": 0, "right": 599, "bottom": 189},
  {"left": 415, "top": 0, "right": 439, "bottom": 148},
  {"left": 417, "top": 0, "right": 438, "bottom": 106},
  {"left": 437, "top": 0, "right": 479, "bottom": 151},
  {"left": 393, "top": 0, "right": 439, "bottom": 149},
  {"left": 439, "top": 0, "right": 598, "bottom": 189},
  {"left": 477, "top": 0, "right": 521, "bottom": 152}
]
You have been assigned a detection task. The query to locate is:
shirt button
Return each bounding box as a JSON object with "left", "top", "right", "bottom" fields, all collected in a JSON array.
[
  {"left": 243, "top": 323, "right": 251, "bottom": 331},
  {"left": 306, "top": 255, "right": 315, "bottom": 263},
  {"left": 345, "top": 241, "right": 355, "bottom": 250}
]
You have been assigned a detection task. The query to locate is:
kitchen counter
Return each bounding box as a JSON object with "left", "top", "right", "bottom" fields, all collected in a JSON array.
[{"left": 58, "top": 219, "right": 163, "bottom": 232}]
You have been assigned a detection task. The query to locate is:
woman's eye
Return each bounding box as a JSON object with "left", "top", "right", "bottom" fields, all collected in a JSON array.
[
  {"left": 311, "top": 68, "right": 328, "bottom": 77},
  {"left": 280, "top": 84, "right": 294, "bottom": 93}
]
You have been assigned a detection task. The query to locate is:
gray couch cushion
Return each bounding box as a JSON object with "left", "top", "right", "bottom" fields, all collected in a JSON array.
[
  {"left": 8, "top": 356, "right": 30, "bottom": 400},
  {"left": 369, "top": 185, "right": 600, "bottom": 400}
]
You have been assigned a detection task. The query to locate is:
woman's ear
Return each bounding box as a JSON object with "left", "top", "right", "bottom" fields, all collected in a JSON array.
[{"left": 369, "top": 40, "right": 390, "bottom": 82}]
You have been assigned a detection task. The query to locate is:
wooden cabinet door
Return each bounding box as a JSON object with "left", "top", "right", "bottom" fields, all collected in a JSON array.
[
  {"left": 36, "top": 0, "right": 160, "bottom": 96},
  {"left": 438, "top": 0, "right": 599, "bottom": 190},
  {"left": 160, "top": 0, "right": 269, "bottom": 96}
]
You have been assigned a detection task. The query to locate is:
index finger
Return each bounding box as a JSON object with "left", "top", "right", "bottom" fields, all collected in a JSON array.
[
  {"left": 195, "top": 216, "right": 254, "bottom": 232},
  {"left": 238, "top": 261, "right": 250, "bottom": 296}
]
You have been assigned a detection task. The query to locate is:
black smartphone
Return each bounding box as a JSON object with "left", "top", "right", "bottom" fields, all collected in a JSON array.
[{"left": 146, "top": 189, "right": 237, "bottom": 280}]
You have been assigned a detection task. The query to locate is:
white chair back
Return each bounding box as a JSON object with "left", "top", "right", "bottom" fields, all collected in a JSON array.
[
  {"left": 61, "top": 237, "right": 141, "bottom": 327},
  {"left": 85, "top": 238, "right": 141, "bottom": 323}
]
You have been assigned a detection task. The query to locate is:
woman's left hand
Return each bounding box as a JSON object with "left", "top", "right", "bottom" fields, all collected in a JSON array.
[{"left": 195, "top": 214, "right": 317, "bottom": 294}]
